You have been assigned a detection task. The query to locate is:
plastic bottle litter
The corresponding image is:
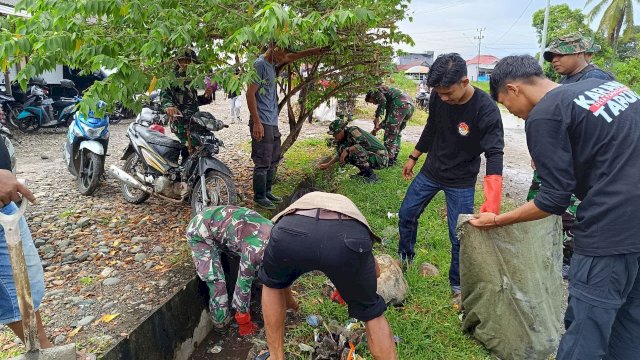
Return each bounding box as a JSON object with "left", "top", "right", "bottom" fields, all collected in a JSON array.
[
  {"left": 306, "top": 314, "right": 323, "bottom": 328},
  {"left": 208, "top": 345, "right": 222, "bottom": 354},
  {"left": 298, "top": 343, "right": 314, "bottom": 352}
]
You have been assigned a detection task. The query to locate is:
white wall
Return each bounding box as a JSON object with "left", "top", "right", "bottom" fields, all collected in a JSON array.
[
  {"left": 467, "top": 64, "right": 479, "bottom": 82},
  {"left": 1, "top": 64, "right": 64, "bottom": 85}
]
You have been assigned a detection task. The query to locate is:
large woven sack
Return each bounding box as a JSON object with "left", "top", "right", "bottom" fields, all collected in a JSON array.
[{"left": 457, "top": 215, "right": 563, "bottom": 360}]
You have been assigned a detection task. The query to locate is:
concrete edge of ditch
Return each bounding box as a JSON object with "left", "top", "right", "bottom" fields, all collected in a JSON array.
[{"left": 99, "top": 276, "right": 213, "bottom": 360}]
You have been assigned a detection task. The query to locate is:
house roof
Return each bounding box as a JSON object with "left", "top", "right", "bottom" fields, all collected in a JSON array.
[
  {"left": 396, "top": 60, "right": 425, "bottom": 72},
  {"left": 405, "top": 65, "right": 429, "bottom": 74},
  {"left": 466, "top": 55, "right": 500, "bottom": 66}
]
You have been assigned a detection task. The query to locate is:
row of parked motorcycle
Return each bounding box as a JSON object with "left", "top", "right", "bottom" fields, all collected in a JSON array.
[{"left": 1, "top": 78, "right": 237, "bottom": 214}]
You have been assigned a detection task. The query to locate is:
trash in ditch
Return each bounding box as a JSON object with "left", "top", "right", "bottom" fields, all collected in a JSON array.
[
  {"left": 298, "top": 343, "right": 314, "bottom": 352},
  {"left": 303, "top": 316, "right": 368, "bottom": 360},
  {"left": 208, "top": 345, "right": 222, "bottom": 354},
  {"left": 307, "top": 314, "right": 323, "bottom": 328}
]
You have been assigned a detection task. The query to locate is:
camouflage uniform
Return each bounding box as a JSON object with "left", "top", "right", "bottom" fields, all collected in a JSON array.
[
  {"left": 370, "top": 86, "right": 414, "bottom": 162},
  {"left": 161, "top": 82, "right": 212, "bottom": 145},
  {"left": 328, "top": 120, "right": 388, "bottom": 170},
  {"left": 186, "top": 206, "right": 272, "bottom": 326},
  {"left": 337, "top": 96, "right": 356, "bottom": 121}
]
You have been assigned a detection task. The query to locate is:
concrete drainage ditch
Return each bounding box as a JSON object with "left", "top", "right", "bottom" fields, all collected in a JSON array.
[
  {"left": 100, "top": 254, "right": 258, "bottom": 360},
  {"left": 101, "top": 179, "right": 325, "bottom": 359}
]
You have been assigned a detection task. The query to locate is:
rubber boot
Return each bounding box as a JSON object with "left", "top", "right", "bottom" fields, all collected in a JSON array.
[
  {"left": 265, "top": 169, "right": 283, "bottom": 203},
  {"left": 253, "top": 171, "right": 275, "bottom": 209},
  {"left": 361, "top": 167, "right": 378, "bottom": 183}
]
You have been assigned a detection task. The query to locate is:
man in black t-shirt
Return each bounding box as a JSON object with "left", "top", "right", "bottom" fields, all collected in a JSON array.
[
  {"left": 473, "top": 55, "right": 640, "bottom": 360},
  {"left": 398, "top": 53, "right": 504, "bottom": 306}
]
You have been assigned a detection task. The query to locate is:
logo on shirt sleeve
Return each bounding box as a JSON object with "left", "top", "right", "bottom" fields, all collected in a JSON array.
[{"left": 458, "top": 122, "right": 470, "bottom": 136}]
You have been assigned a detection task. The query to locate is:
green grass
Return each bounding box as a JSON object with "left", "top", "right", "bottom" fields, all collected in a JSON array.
[
  {"left": 59, "top": 208, "right": 76, "bottom": 219},
  {"left": 269, "top": 140, "right": 493, "bottom": 359},
  {"left": 79, "top": 276, "right": 96, "bottom": 286},
  {"left": 0, "top": 327, "right": 22, "bottom": 359},
  {"left": 471, "top": 81, "right": 490, "bottom": 94}
]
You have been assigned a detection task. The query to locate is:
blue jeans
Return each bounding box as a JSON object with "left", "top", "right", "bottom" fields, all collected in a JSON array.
[
  {"left": 398, "top": 173, "right": 475, "bottom": 292},
  {"left": 557, "top": 252, "right": 640, "bottom": 360},
  {"left": 0, "top": 203, "right": 45, "bottom": 324}
]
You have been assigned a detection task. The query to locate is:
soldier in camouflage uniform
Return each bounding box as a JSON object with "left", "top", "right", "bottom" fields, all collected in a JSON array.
[
  {"left": 543, "top": 33, "right": 615, "bottom": 85},
  {"left": 365, "top": 86, "right": 415, "bottom": 166},
  {"left": 186, "top": 205, "right": 272, "bottom": 336},
  {"left": 337, "top": 96, "right": 356, "bottom": 121},
  {"left": 319, "top": 119, "right": 388, "bottom": 182},
  {"left": 162, "top": 49, "right": 213, "bottom": 146}
]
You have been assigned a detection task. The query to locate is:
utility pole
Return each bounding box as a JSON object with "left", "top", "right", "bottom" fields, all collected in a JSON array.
[
  {"left": 474, "top": 28, "right": 486, "bottom": 82},
  {"left": 539, "top": 0, "right": 551, "bottom": 66}
]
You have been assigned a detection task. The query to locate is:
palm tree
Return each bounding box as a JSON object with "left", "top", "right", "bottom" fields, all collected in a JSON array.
[{"left": 585, "top": 0, "right": 639, "bottom": 45}]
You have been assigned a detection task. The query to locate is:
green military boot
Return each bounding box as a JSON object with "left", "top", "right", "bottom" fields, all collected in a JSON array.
[
  {"left": 253, "top": 172, "right": 275, "bottom": 209},
  {"left": 265, "top": 169, "right": 283, "bottom": 203}
]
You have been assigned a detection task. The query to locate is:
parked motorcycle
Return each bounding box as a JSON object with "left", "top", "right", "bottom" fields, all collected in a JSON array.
[
  {"left": 109, "top": 111, "right": 236, "bottom": 214},
  {"left": 0, "top": 124, "right": 16, "bottom": 174},
  {"left": 0, "top": 92, "right": 22, "bottom": 129},
  {"left": 415, "top": 90, "right": 430, "bottom": 111},
  {"left": 63, "top": 100, "right": 110, "bottom": 195},
  {"left": 16, "top": 79, "right": 79, "bottom": 132}
]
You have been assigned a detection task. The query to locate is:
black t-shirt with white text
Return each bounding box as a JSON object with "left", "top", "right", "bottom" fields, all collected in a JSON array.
[
  {"left": 527, "top": 79, "right": 640, "bottom": 256},
  {"left": 415, "top": 87, "right": 504, "bottom": 188}
]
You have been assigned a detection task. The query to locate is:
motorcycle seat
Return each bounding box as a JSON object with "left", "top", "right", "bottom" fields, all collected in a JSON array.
[{"left": 133, "top": 123, "right": 183, "bottom": 149}]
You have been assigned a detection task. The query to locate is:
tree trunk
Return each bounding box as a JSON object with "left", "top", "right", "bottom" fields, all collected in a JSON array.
[{"left": 3, "top": 71, "right": 11, "bottom": 96}]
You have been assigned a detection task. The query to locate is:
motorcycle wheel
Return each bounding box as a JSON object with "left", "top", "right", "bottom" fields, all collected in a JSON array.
[
  {"left": 191, "top": 170, "right": 237, "bottom": 215},
  {"left": 17, "top": 115, "right": 40, "bottom": 133},
  {"left": 8, "top": 106, "right": 21, "bottom": 129},
  {"left": 77, "top": 151, "right": 103, "bottom": 196},
  {"left": 121, "top": 152, "right": 150, "bottom": 204}
]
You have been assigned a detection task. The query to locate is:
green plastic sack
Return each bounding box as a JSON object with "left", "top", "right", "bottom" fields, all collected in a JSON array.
[{"left": 457, "top": 215, "right": 563, "bottom": 360}]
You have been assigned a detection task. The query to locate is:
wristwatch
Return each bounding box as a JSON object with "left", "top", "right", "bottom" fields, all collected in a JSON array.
[{"left": 408, "top": 154, "right": 419, "bottom": 161}]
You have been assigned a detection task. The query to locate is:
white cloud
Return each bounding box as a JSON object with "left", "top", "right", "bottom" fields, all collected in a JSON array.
[{"left": 397, "top": 0, "right": 639, "bottom": 60}]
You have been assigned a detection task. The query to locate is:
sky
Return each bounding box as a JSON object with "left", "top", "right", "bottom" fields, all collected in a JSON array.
[{"left": 397, "top": 0, "right": 640, "bottom": 60}]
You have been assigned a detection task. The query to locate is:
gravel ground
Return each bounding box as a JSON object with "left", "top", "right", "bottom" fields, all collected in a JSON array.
[{"left": 1, "top": 94, "right": 545, "bottom": 357}]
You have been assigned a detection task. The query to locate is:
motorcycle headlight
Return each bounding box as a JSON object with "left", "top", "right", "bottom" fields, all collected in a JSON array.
[{"left": 80, "top": 123, "right": 106, "bottom": 139}]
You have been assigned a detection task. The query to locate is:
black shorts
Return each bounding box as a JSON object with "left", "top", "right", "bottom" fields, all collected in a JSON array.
[{"left": 258, "top": 215, "right": 387, "bottom": 322}]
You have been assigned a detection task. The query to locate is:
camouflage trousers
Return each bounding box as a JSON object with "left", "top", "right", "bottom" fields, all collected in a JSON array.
[
  {"left": 341, "top": 144, "right": 388, "bottom": 170},
  {"left": 169, "top": 119, "right": 200, "bottom": 147},
  {"left": 337, "top": 97, "right": 356, "bottom": 121},
  {"left": 382, "top": 102, "right": 414, "bottom": 162},
  {"left": 528, "top": 169, "right": 579, "bottom": 264},
  {"left": 186, "top": 232, "right": 267, "bottom": 326}
]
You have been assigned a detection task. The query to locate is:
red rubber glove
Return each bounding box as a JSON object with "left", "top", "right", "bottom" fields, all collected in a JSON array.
[
  {"left": 235, "top": 312, "right": 258, "bottom": 336},
  {"left": 330, "top": 289, "right": 346, "bottom": 305},
  {"left": 480, "top": 175, "right": 503, "bottom": 214}
]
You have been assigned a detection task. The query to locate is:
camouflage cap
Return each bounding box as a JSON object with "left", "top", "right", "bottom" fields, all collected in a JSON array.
[
  {"left": 587, "top": 43, "right": 601, "bottom": 54},
  {"left": 327, "top": 119, "right": 347, "bottom": 135},
  {"left": 543, "top": 33, "right": 593, "bottom": 62}
]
